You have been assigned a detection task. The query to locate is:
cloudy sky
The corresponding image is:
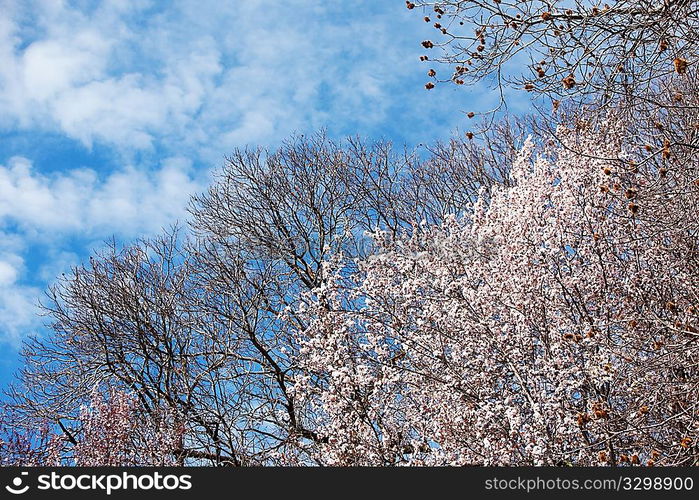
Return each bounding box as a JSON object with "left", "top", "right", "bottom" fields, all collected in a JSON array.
[{"left": 0, "top": 0, "right": 520, "bottom": 389}]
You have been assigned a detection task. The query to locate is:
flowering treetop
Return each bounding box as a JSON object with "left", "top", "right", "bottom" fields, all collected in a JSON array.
[{"left": 293, "top": 120, "right": 699, "bottom": 466}]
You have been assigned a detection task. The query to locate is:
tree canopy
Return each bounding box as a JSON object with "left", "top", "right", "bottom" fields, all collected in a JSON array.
[{"left": 2, "top": 2, "right": 698, "bottom": 467}]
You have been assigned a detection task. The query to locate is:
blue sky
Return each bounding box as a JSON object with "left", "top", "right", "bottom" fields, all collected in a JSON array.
[{"left": 0, "top": 0, "right": 526, "bottom": 390}]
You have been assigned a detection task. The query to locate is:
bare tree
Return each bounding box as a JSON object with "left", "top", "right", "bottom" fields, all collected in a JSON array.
[
  {"left": 5, "top": 132, "right": 513, "bottom": 465},
  {"left": 184, "top": 132, "right": 520, "bottom": 462},
  {"left": 6, "top": 230, "right": 233, "bottom": 463},
  {"left": 408, "top": 1, "right": 699, "bottom": 117}
]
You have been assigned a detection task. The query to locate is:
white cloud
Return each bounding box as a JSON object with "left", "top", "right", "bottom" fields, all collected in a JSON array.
[
  {"left": 0, "top": 0, "right": 467, "bottom": 157},
  {"left": 0, "top": 260, "right": 19, "bottom": 286},
  {"left": 0, "top": 242, "right": 40, "bottom": 345},
  {"left": 22, "top": 34, "right": 110, "bottom": 101},
  {"left": 0, "top": 281, "right": 40, "bottom": 345},
  {"left": 0, "top": 155, "right": 203, "bottom": 236}
]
